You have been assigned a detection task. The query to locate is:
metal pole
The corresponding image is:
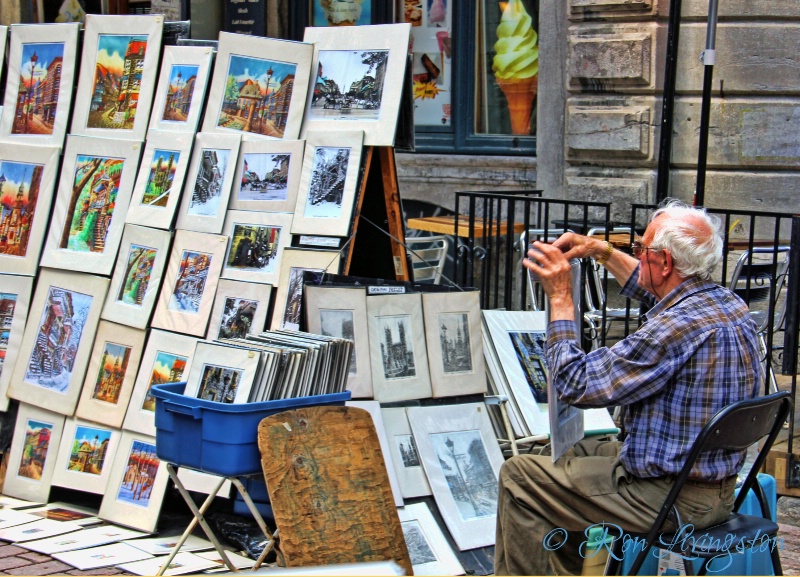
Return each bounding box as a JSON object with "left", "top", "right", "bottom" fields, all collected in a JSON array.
[
  {"left": 783, "top": 215, "right": 800, "bottom": 456},
  {"left": 655, "top": 0, "right": 683, "bottom": 203},
  {"left": 694, "top": 0, "right": 719, "bottom": 207}
]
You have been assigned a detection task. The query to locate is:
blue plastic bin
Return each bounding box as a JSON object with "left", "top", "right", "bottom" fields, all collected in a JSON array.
[{"left": 151, "top": 382, "right": 350, "bottom": 476}]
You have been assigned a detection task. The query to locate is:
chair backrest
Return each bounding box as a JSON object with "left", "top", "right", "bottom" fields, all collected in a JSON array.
[
  {"left": 728, "top": 246, "right": 790, "bottom": 333},
  {"left": 407, "top": 235, "right": 448, "bottom": 284}
]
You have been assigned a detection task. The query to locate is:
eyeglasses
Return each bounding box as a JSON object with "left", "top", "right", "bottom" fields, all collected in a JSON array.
[{"left": 631, "top": 240, "right": 662, "bottom": 259}]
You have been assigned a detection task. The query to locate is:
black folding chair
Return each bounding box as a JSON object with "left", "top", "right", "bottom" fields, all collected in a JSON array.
[{"left": 605, "top": 391, "right": 792, "bottom": 576}]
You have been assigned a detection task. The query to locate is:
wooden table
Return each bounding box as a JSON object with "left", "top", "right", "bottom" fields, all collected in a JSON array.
[{"left": 406, "top": 215, "right": 527, "bottom": 238}]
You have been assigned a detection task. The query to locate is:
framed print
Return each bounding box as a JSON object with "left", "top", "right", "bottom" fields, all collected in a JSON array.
[
  {"left": 305, "top": 285, "right": 372, "bottom": 398},
  {"left": 148, "top": 45, "right": 214, "bottom": 134},
  {"left": 0, "top": 143, "right": 60, "bottom": 276},
  {"left": 422, "top": 291, "right": 486, "bottom": 398},
  {"left": 101, "top": 225, "right": 171, "bottom": 330},
  {"left": 182, "top": 341, "right": 260, "bottom": 403},
  {"left": 0, "top": 275, "right": 33, "bottom": 412},
  {"left": 7, "top": 269, "right": 109, "bottom": 416},
  {"left": 118, "top": 552, "right": 217, "bottom": 576},
  {"left": 270, "top": 248, "right": 341, "bottom": 330},
  {"left": 70, "top": 14, "right": 164, "bottom": 141},
  {"left": 123, "top": 534, "right": 213, "bottom": 555},
  {"left": 20, "top": 524, "right": 148, "bottom": 555},
  {"left": 0, "top": 23, "right": 80, "bottom": 147},
  {"left": 39, "top": 135, "right": 143, "bottom": 276},
  {"left": 74, "top": 321, "right": 147, "bottom": 428},
  {"left": 175, "top": 132, "right": 241, "bottom": 234},
  {"left": 221, "top": 210, "right": 294, "bottom": 286},
  {"left": 206, "top": 279, "right": 272, "bottom": 340},
  {"left": 53, "top": 542, "right": 154, "bottom": 570},
  {"left": 301, "top": 23, "right": 412, "bottom": 146},
  {"left": 367, "top": 293, "right": 432, "bottom": 402},
  {"left": 0, "top": 519, "right": 82, "bottom": 543},
  {"left": 151, "top": 229, "right": 228, "bottom": 337},
  {"left": 381, "top": 407, "right": 431, "bottom": 499},
  {"left": 2, "top": 404, "right": 66, "bottom": 503},
  {"left": 228, "top": 138, "right": 305, "bottom": 213},
  {"left": 398, "top": 502, "right": 465, "bottom": 576},
  {"left": 98, "top": 432, "right": 169, "bottom": 533},
  {"left": 51, "top": 418, "right": 122, "bottom": 495},
  {"left": 126, "top": 131, "right": 195, "bottom": 230},
  {"left": 312, "top": 0, "right": 372, "bottom": 26},
  {"left": 25, "top": 502, "right": 101, "bottom": 527},
  {"left": 406, "top": 403, "right": 504, "bottom": 551},
  {"left": 290, "top": 130, "right": 364, "bottom": 238},
  {"left": 202, "top": 32, "right": 313, "bottom": 141},
  {"left": 123, "top": 329, "right": 196, "bottom": 436}
]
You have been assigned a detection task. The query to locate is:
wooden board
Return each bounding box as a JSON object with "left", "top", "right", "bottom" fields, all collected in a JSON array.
[
  {"left": 258, "top": 406, "right": 412, "bottom": 575},
  {"left": 765, "top": 450, "right": 800, "bottom": 497}
]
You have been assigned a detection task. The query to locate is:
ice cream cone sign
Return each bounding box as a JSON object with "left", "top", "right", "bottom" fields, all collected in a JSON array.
[{"left": 492, "top": 0, "right": 539, "bottom": 135}]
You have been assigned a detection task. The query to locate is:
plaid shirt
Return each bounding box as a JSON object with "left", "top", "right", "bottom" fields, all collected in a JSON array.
[{"left": 546, "top": 266, "right": 761, "bottom": 480}]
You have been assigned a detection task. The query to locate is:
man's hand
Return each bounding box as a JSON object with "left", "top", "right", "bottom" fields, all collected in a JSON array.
[
  {"left": 551, "top": 232, "right": 606, "bottom": 262},
  {"left": 523, "top": 240, "right": 575, "bottom": 321}
]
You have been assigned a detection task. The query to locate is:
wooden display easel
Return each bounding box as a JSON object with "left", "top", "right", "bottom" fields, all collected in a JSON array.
[{"left": 344, "top": 146, "right": 409, "bottom": 282}]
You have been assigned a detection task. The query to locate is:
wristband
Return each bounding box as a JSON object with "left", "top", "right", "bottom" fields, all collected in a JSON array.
[{"left": 596, "top": 241, "right": 614, "bottom": 265}]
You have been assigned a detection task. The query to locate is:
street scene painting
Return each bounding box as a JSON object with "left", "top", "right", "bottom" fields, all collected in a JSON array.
[
  {"left": 395, "top": 433, "right": 422, "bottom": 469},
  {"left": 304, "top": 146, "right": 350, "bottom": 218},
  {"left": 141, "top": 351, "right": 187, "bottom": 412},
  {"left": 282, "top": 267, "right": 322, "bottom": 330},
  {"left": 116, "top": 439, "right": 159, "bottom": 508},
  {"left": 60, "top": 155, "right": 124, "bottom": 254},
  {"left": 310, "top": 50, "right": 388, "bottom": 120},
  {"left": 187, "top": 148, "right": 230, "bottom": 217},
  {"left": 168, "top": 250, "right": 212, "bottom": 314},
  {"left": 401, "top": 520, "right": 437, "bottom": 565},
  {"left": 196, "top": 364, "right": 243, "bottom": 403},
  {"left": 12, "top": 42, "right": 66, "bottom": 135},
  {"left": 25, "top": 287, "right": 93, "bottom": 393},
  {"left": 161, "top": 64, "right": 198, "bottom": 123},
  {"left": 430, "top": 430, "right": 497, "bottom": 521},
  {"left": 17, "top": 419, "right": 54, "bottom": 481},
  {"left": 437, "top": 313, "right": 473, "bottom": 374},
  {"left": 216, "top": 55, "right": 297, "bottom": 138},
  {"left": 67, "top": 425, "right": 112, "bottom": 476},
  {"left": 91, "top": 341, "right": 132, "bottom": 404},
  {"left": 378, "top": 314, "right": 416, "bottom": 380},
  {"left": 116, "top": 244, "right": 157, "bottom": 307},
  {"left": 0, "top": 160, "right": 45, "bottom": 257},
  {"left": 238, "top": 153, "right": 291, "bottom": 202},
  {"left": 87, "top": 34, "right": 150, "bottom": 130},
  {"left": 31, "top": 508, "right": 94, "bottom": 523},
  {"left": 509, "top": 330, "right": 547, "bottom": 403},
  {"left": 226, "top": 224, "right": 281, "bottom": 275},
  {"left": 140, "top": 149, "right": 180, "bottom": 208},
  {"left": 0, "top": 293, "right": 19, "bottom": 379},
  {"left": 216, "top": 297, "right": 258, "bottom": 339},
  {"left": 320, "top": 309, "right": 357, "bottom": 376}
]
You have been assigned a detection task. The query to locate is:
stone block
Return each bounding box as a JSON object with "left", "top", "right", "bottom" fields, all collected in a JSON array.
[
  {"left": 566, "top": 99, "right": 656, "bottom": 162},
  {"left": 569, "top": 26, "right": 655, "bottom": 88},
  {"left": 569, "top": 0, "right": 656, "bottom": 18},
  {"left": 681, "top": 0, "right": 800, "bottom": 19},
  {"left": 565, "top": 168, "right": 656, "bottom": 223}
]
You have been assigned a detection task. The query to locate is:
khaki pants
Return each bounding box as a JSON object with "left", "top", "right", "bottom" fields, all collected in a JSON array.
[{"left": 494, "top": 438, "right": 736, "bottom": 576}]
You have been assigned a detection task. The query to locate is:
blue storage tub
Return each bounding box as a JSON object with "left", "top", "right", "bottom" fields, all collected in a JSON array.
[{"left": 151, "top": 382, "right": 350, "bottom": 476}]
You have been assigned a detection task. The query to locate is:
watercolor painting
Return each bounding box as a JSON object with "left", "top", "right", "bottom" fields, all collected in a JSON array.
[
  {"left": 187, "top": 148, "right": 230, "bottom": 217},
  {"left": 196, "top": 365, "right": 242, "bottom": 403},
  {"left": 140, "top": 149, "right": 179, "bottom": 208},
  {"left": 509, "top": 330, "right": 547, "bottom": 404},
  {"left": 141, "top": 351, "right": 187, "bottom": 412},
  {"left": 0, "top": 160, "right": 45, "bottom": 257},
  {"left": 12, "top": 42, "right": 66, "bottom": 135},
  {"left": 226, "top": 224, "right": 281, "bottom": 275},
  {"left": 91, "top": 342, "right": 132, "bottom": 404},
  {"left": 216, "top": 297, "right": 258, "bottom": 339},
  {"left": 310, "top": 50, "right": 387, "bottom": 120},
  {"left": 87, "top": 34, "right": 150, "bottom": 130},
  {"left": 303, "top": 146, "right": 350, "bottom": 218},
  {"left": 17, "top": 419, "right": 54, "bottom": 480},
  {"left": 24, "top": 287, "right": 93, "bottom": 393},
  {"left": 217, "top": 55, "right": 297, "bottom": 138},
  {"left": 116, "top": 244, "right": 157, "bottom": 307},
  {"left": 0, "top": 293, "right": 19, "bottom": 379},
  {"left": 116, "top": 439, "right": 159, "bottom": 507},
  {"left": 237, "top": 153, "right": 290, "bottom": 202},
  {"left": 161, "top": 64, "right": 198, "bottom": 123},
  {"left": 67, "top": 425, "right": 112, "bottom": 476},
  {"left": 168, "top": 250, "right": 212, "bottom": 314}
]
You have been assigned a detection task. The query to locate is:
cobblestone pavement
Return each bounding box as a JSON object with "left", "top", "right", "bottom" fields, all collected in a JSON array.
[
  {"left": 0, "top": 544, "right": 132, "bottom": 576},
  {"left": 779, "top": 497, "right": 800, "bottom": 575}
]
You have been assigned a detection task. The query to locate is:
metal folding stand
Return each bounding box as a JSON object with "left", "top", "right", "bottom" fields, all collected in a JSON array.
[{"left": 157, "top": 464, "right": 281, "bottom": 576}]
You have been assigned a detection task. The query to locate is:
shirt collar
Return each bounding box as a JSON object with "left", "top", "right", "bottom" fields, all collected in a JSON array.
[{"left": 641, "top": 275, "right": 714, "bottom": 323}]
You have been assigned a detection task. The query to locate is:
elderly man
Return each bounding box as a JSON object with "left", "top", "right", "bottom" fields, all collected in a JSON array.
[{"left": 494, "top": 200, "right": 762, "bottom": 576}]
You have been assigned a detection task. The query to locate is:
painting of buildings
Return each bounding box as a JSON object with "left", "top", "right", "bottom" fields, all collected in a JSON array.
[
  {"left": 196, "top": 365, "right": 242, "bottom": 403},
  {"left": 116, "top": 244, "right": 157, "bottom": 307},
  {"left": 0, "top": 161, "right": 44, "bottom": 257},
  {"left": 379, "top": 315, "right": 416, "bottom": 380},
  {"left": 168, "top": 250, "right": 212, "bottom": 314},
  {"left": 401, "top": 520, "right": 437, "bottom": 565},
  {"left": 59, "top": 155, "right": 124, "bottom": 254},
  {"left": 509, "top": 330, "right": 548, "bottom": 403},
  {"left": 188, "top": 148, "right": 229, "bottom": 217},
  {"left": 304, "top": 146, "right": 350, "bottom": 218},
  {"left": 438, "top": 313, "right": 473, "bottom": 374},
  {"left": 91, "top": 342, "right": 132, "bottom": 404},
  {"left": 161, "top": 64, "right": 198, "bottom": 123},
  {"left": 320, "top": 309, "right": 357, "bottom": 376},
  {"left": 140, "top": 150, "right": 179, "bottom": 207},
  {"left": 237, "top": 153, "right": 290, "bottom": 202},
  {"left": 0, "top": 293, "right": 19, "bottom": 379},
  {"left": 310, "top": 50, "right": 388, "bottom": 120},
  {"left": 117, "top": 439, "right": 159, "bottom": 507},
  {"left": 217, "top": 55, "right": 297, "bottom": 138},
  {"left": 17, "top": 419, "right": 53, "bottom": 480},
  {"left": 141, "top": 352, "right": 186, "bottom": 412},
  {"left": 226, "top": 224, "right": 280, "bottom": 274},
  {"left": 396, "top": 433, "right": 421, "bottom": 468},
  {"left": 282, "top": 267, "right": 322, "bottom": 330},
  {"left": 67, "top": 425, "right": 111, "bottom": 476},
  {"left": 87, "top": 35, "right": 149, "bottom": 130},
  {"left": 12, "top": 42, "right": 65, "bottom": 135},
  {"left": 25, "top": 286, "right": 93, "bottom": 393},
  {"left": 217, "top": 297, "right": 258, "bottom": 339}
]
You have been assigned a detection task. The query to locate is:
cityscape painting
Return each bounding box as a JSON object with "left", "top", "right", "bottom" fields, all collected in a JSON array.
[
  {"left": 310, "top": 50, "right": 388, "bottom": 120},
  {"left": 161, "top": 64, "right": 198, "bottom": 123},
  {"left": 87, "top": 34, "right": 150, "bottom": 130},
  {"left": 226, "top": 224, "right": 281, "bottom": 275},
  {"left": 237, "top": 153, "right": 290, "bottom": 202},
  {"left": 216, "top": 55, "right": 297, "bottom": 138},
  {"left": 196, "top": 365, "right": 243, "bottom": 403},
  {"left": 116, "top": 439, "right": 159, "bottom": 507},
  {"left": 319, "top": 309, "right": 357, "bottom": 376},
  {"left": 66, "top": 425, "right": 112, "bottom": 476},
  {"left": 437, "top": 312, "right": 473, "bottom": 374},
  {"left": 378, "top": 314, "right": 416, "bottom": 380},
  {"left": 17, "top": 419, "right": 54, "bottom": 480},
  {"left": 282, "top": 266, "right": 321, "bottom": 330},
  {"left": 187, "top": 148, "right": 230, "bottom": 217},
  {"left": 304, "top": 146, "right": 350, "bottom": 218},
  {"left": 59, "top": 155, "right": 124, "bottom": 253},
  {"left": 168, "top": 250, "right": 212, "bottom": 314},
  {"left": 91, "top": 341, "right": 132, "bottom": 404},
  {"left": 0, "top": 293, "right": 19, "bottom": 379},
  {"left": 509, "top": 330, "right": 548, "bottom": 403},
  {"left": 140, "top": 149, "right": 180, "bottom": 207},
  {"left": 116, "top": 244, "right": 157, "bottom": 307},
  {"left": 430, "top": 430, "right": 497, "bottom": 521},
  {"left": 12, "top": 42, "right": 65, "bottom": 135},
  {"left": 395, "top": 433, "right": 421, "bottom": 468},
  {"left": 216, "top": 297, "right": 258, "bottom": 339},
  {"left": 0, "top": 160, "right": 45, "bottom": 257},
  {"left": 141, "top": 351, "right": 187, "bottom": 412},
  {"left": 25, "top": 286, "right": 93, "bottom": 393},
  {"left": 401, "top": 520, "right": 437, "bottom": 565}
]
